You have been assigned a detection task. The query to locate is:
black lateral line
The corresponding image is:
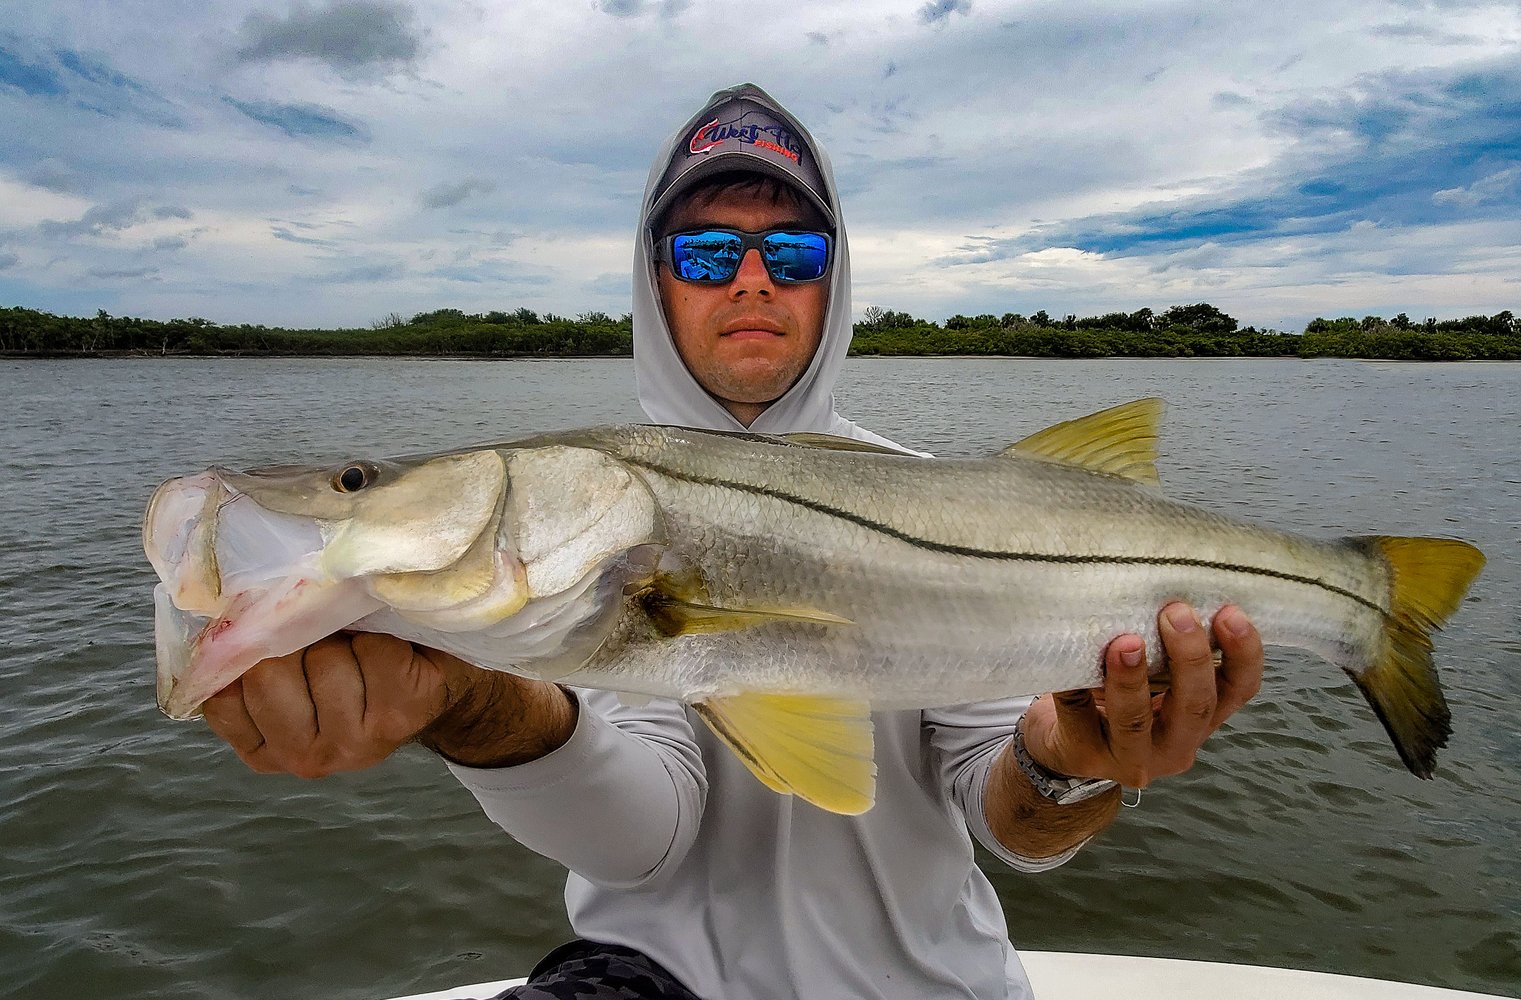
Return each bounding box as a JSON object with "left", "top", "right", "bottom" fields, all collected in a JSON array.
[{"left": 626, "top": 457, "right": 1386, "bottom": 617}]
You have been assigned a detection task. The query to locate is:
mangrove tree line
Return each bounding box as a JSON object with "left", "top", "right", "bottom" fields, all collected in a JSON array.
[{"left": 2, "top": 303, "right": 1517, "bottom": 360}]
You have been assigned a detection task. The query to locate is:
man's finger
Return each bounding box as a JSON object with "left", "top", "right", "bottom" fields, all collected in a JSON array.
[
  {"left": 203, "top": 678, "right": 266, "bottom": 756},
  {"left": 304, "top": 635, "right": 366, "bottom": 738},
  {"left": 351, "top": 632, "right": 427, "bottom": 705},
  {"left": 1102, "top": 632, "right": 1154, "bottom": 787},
  {"left": 351, "top": 632, "right": 444, "bottom": 742},
  {"left": 1155, "top": 603, "right": 1218, "bottom": 769},
  {"left": 1050, "top": 685, "right": 1097, "bottom": 715},
  {"left": 1211, "top": 605, "right": 1264, "bottom": 728},
  {"left": 241, "top": 649, "right": 320, "bottom": 752},
  {"left": 1044, "top": 685, "right": 1105, "bottom": 777}
]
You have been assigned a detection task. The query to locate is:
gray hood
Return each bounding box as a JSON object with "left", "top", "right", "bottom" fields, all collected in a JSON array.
[{"left": 632, "top": 83, "right": 900, "bottom": 447}]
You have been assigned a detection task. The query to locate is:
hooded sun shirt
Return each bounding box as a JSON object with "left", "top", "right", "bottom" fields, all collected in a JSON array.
[
  {"left": 447, "top": 84, "right": 1072, "bottom": 1000},
  {"left": 631, "top": 83, "right": 906, "bottom": 449}
]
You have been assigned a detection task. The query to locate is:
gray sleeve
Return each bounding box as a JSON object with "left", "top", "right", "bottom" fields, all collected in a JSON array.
[
  {"left": 923, "top": 697, "right": 1085, "bottom": 873},
  {"left": 445, "top": 688, "right": 707, "bottom": 889}
]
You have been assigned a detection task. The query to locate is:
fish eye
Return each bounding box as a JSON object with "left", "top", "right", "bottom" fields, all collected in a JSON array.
[{"left": 332, "top": 464, "right": 376, "bottom": 493}]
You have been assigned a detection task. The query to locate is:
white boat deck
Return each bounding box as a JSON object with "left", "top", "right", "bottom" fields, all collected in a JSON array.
[{"left": 391, "top": 950, "right": 1511, "bottom": 999}]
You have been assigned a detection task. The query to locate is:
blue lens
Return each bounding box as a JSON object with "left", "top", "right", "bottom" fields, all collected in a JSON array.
[
  {"left": 667, "top": 229, "right": 830, "bottom": 283},
  {"left": 671, "top": 232, "right": 745, "bottom": 281},
  {"left": 762, "top": 232, "right": 829, "bottom": 281}
]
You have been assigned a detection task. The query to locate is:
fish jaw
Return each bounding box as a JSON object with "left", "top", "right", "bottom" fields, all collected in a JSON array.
[
  {"left": 154, "top": 583, "right": 207, "bottom": 716},
  {"left": 157, "top": 573, "right": 382, "bottom": 720},
  {"left": 144, "top": 472, "right": 227, "bottom": 617},
  {"left": 149, "top": 451, "right": 520, "bottom": 719}
]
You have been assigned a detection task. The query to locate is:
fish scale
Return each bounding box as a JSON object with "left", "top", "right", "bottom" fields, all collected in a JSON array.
[{"left": 567, "top": 428, "right": 1384, "bottom": 697}]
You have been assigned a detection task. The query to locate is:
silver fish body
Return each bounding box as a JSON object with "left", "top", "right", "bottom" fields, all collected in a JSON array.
[
  {"left": 144, "top": 400, "right": 1485, "bottom": 813},
  {"left": 552, "top": 424, "right": 1383, "bottom": 704}
]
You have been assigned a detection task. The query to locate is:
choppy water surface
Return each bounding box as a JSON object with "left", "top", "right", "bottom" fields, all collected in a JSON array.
[{"left": 2, "top": 357, "right": 1518, "bottom": 999}]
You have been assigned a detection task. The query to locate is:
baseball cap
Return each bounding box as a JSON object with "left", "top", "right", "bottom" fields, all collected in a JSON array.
[{"left": 650, "top": 83, "right": 835, "bottom": 232}]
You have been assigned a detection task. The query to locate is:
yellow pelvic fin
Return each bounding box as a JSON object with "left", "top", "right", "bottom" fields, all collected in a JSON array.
[
  {"left": 693, "top": 693, "right": 877, "bottom": 815},
  {"left": 1002, "top": 397, "right": 1164, "bottom": 486},
  {"left": 1348, "top": 535, "right": 1484, "bottom": 779},
  {"left": 780, "top": 432, "right": 911, "bottom": 455}
]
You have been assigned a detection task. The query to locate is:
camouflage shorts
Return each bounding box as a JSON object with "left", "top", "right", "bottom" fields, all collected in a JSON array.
[{"left": 485, "top": 939, "right": 705, "bottom": 1000}]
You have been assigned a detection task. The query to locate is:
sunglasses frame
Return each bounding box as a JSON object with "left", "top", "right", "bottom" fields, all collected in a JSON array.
[{"left": 655, "top": 227, "right": 833, "bottom": 284}]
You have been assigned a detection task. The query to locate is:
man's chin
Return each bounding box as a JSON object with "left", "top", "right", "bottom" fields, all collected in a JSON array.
[{"left": 704, "top": 363, "right": 798, "bottom": 410}]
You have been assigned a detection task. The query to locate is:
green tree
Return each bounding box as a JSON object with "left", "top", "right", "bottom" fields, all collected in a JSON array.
[{"left": 1159, "top": 303, "right": 1238, "bottom": 335}]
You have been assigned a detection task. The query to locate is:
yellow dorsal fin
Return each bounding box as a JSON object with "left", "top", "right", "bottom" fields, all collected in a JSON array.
[
  {"left": 693, "top": 693, "right": 877, "bottom": 814},
  {"left": 1001, "top": 397, "right": 1164, "bottom": 486},
  {"left": 781, "top": 432, "right": 908, "bottom": 455}
]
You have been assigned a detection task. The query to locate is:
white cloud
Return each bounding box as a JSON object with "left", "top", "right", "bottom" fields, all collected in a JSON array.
[
  {"left": 1, "top": 0, "right": 1518, "bottom": 329},
  {"left": 0, "top": 176, "right": 91, "bottom": 228},
  {"left": 1432, "top": 166, "right": 1521, "bottom": 208}
]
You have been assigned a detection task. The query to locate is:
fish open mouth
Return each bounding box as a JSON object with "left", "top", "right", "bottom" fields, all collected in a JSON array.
[
  {"left": 156, "top": 575, "right": 383, "bottom": 720},
  {"left": 146, "top": 473, "right": 383, "bottom": 719}
]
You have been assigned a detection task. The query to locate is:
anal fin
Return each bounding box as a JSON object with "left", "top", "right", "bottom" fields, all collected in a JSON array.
[{"left": 693, "top": 693, "right": 876, "bottom": 815}]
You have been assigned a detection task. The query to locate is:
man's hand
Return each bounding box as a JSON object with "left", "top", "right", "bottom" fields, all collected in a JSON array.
[
  {"left": 1025, "top": 602, "right": 1265, "bottom": 788},
  {"left": 201, "top": 633, "right": 577, "bottom": 778},
  {"left": 985, "top": 603, "right": 1263, "bottom": 860}
]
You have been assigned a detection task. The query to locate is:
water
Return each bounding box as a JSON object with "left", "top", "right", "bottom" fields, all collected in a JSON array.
[{"left": 2, "top": 357, "right": 1518, "bottom": 999}]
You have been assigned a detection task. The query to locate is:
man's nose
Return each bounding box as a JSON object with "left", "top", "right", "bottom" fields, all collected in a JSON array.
[{"left": 728, "top": 248, "right": 774, "bottom": 297}]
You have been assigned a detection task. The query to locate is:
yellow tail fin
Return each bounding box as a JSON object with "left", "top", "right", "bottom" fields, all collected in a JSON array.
[{"left": 1350, "top": 537, "right": 1485, "bottom": 778}]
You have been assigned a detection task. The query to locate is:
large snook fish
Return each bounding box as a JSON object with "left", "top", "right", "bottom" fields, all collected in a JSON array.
[{"left": 144, "top": 399, "right": 1484, "bottom": 814}]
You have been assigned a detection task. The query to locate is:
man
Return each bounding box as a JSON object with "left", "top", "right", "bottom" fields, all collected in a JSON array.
[{"left": 204, "top": 84, "right": 1264, "bottom": 999}]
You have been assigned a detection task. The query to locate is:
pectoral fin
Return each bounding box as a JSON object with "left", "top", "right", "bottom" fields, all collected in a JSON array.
[
  {"left": 641, "top": 571, "right": 853, "bottom": 637},
  {"left": 693, "top": 693, "right": 876, "bottom": 815},
  {"left": 644, "top": 594, "right": 853, "bottom": 637}
]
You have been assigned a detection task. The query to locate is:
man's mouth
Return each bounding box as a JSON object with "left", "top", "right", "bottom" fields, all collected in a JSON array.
[{"left": 721, "top": 321, "right": 785, "bottom": 340}]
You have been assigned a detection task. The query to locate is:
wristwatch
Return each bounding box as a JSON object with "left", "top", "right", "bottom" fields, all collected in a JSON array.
[{"left": 1012, "top": 713, "right": 1119, "bottom": 805}]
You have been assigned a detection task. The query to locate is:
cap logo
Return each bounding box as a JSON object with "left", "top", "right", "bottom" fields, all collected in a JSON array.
[{"left": 688, "top": 111, "right": 802, "bottom": 164}]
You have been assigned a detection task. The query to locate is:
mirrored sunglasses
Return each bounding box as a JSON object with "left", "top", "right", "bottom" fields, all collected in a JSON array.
[{"left": 658, "top": 228, "right": 832, "bottom": 284}]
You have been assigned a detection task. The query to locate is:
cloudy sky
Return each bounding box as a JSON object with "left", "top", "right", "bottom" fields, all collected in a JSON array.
[{"left": 2, "top": 0, "right": 1519, "bottom": 330}]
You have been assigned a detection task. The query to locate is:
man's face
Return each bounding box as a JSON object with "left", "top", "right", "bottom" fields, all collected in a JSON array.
[{"left": 656, "top": 187, "right": 830, "bottom": 426}]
